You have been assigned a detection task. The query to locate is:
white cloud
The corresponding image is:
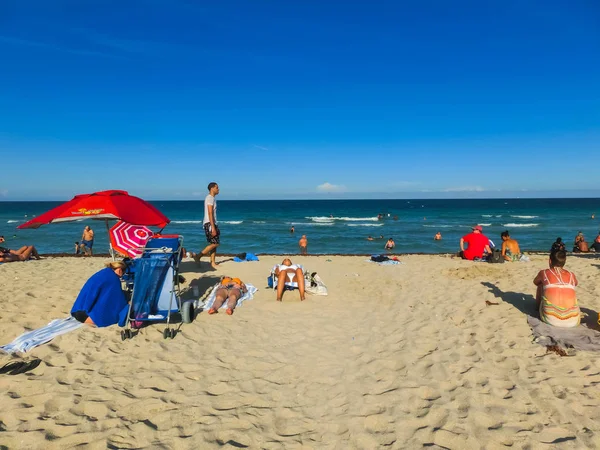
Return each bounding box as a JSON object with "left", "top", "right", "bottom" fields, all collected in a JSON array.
[
  {"left": 191, "top": 191, "right": 204, "bottom": 197},
  {"left": 317, "top": 182, "right": 346, "bottom": 193},
  {"left": 443, "top": 186, "right": 485, "bottom": 192},
  {"left": 0, "top": 189, "right": 7, "bottom": 197},
  {"left": 252, "top": 144, "right": 269, "bottom": 151}
]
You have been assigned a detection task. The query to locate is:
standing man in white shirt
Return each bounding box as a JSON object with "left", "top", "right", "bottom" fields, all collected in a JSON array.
[{"left": 193, "top": 182, "right": 220, "bottom": 269}]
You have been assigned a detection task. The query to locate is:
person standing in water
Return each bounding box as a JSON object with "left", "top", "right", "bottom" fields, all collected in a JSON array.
[{"left": 298, "top": 235, "right": 308, "bottom": 254}]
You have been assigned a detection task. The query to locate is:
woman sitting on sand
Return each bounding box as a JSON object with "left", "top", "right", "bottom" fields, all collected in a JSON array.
[
  {"left": 71, "top": 261, "right": 129, "bottom": 327},
  {"left": 533, "top": 250, "right": 580, "bottom": 328},
  {"left": 207, "top": 276, "right": 248, "bottom": 316},
  {"left": 274, "top": 258, "right": 306, "bottom": 301},
  {"left": 573, "top": 232, "right": 589, "bottom": 252}
]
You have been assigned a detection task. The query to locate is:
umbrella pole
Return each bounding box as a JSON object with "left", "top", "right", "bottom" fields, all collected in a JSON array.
[{"left": 106, "top": 219, "right": 114, "bottom": 261}]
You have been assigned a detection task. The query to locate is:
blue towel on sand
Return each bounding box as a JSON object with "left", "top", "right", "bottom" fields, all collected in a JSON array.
[
  {"left": 233, "top": 252, "right": 259, "bottom": 262},
  {"left": 71, "top": 267, "right": 129, "bottom": 328}
]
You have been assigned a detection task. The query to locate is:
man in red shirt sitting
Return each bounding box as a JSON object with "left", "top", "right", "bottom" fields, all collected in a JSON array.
[{"left": 459, "top": 225, "right": 491, "bottom": 260}]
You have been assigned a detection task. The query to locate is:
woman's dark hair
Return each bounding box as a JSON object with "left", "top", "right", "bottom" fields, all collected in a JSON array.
[
  {"left": 555, "top": 237, "right": 562, "bottom": 243},
  {"left": 550, "top": 250, "right": 567, "bottom": 268}
]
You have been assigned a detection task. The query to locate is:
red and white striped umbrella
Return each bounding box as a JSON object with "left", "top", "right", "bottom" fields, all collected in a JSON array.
[{"left": 110, "top": 221, "right": 153, "bottom": 257}]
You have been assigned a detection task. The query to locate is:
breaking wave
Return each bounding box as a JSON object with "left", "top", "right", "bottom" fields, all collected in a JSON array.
[
  {"left": 347, "top": 223, "right": 384, "bottom": 227},
  {"left": 306, "top": 216, "right": 378, "bottom": 222},
  {"left": 502, "top": 223, "right": 539, "bottom": 228},
  {"left": 510, "top": 215, "right": 538, "bottom": 219}
]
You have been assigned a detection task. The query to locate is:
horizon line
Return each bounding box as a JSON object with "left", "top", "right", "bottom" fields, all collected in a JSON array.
[{"left": 2, "top": 196, "right": 600, "bottom": 202}]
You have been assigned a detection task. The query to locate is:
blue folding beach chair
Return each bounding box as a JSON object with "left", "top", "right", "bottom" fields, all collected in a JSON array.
[{"left": 120, "top": 235, "right": 194, "bottom": 340}]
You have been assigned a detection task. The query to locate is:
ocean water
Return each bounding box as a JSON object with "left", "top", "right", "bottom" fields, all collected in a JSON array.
[{"left": 1, "top": 199, "right": 599, "bottom": 255}]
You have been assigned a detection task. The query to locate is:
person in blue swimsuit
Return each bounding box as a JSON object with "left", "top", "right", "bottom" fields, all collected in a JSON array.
[{"left": 79, "top": 225, "right": 95, "bottom": 256}]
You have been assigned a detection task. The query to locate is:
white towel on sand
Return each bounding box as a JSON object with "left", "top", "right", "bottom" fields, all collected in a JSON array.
[
  {"left": 202, "top": 283, "right": 258, "bottom": 310},
  {"left": 1, "top": 316, "right": 83, "bottom": 354}
]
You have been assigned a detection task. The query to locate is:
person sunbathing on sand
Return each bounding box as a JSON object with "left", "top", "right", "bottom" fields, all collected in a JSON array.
[
  {"left": 207, "top": 276, "right": 248, "bottom": 316},
  {"left": 274, "top": 258, "right": 306, "bottom": 301},
  {"left": 0, "top": 237, "right": 41, "bottom": 262},
  {"left": 533, "top": 250, "right": 580, "bottom": 328}
]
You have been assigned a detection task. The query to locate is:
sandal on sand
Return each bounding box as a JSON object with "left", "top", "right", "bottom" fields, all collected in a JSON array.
[
  {"left": 0, "top": 361, "right": 25, "bottom": 375},
  {"left": 0, "top": 359, "right": 42, "bottom": 375},
  {"left": 10, "top": 359, "right": 41, "bottom": 375},
  {"left": 226, "top": 308, "right": 234, "bottom": 315},
  {"left": 207, "top": 308, "right": 218, "bottom": 315}
]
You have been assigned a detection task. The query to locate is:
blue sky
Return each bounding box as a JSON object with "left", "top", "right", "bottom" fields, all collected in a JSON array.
[{"left": 1, "top": 0, "right": 599, "bottom": 200}]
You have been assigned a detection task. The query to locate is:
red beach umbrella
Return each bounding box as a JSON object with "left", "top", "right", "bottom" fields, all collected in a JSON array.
[
  {"left": 18, "top": 190, "right": 169, "bottom": 229},
  {"left": 110, "top": 221, "right": 153, "bottom": 258}
]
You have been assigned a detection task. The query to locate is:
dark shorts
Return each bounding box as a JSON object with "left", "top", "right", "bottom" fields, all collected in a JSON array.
[
  {"left": 81, "top": 239, "right": 93, "bottom": 248},
  {"left": 204, "top": 223, "right": 220, "bottom": 245}
]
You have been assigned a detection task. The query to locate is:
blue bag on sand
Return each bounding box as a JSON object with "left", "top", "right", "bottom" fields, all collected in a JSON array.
[
  {"left": 234, "top": 252, "right": 260, "bottom": 262},
  {"left": 267, "top": 276, "right": 273, "bottom": 288}
]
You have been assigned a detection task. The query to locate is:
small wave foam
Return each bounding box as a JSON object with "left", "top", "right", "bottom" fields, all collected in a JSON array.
[
  {"left": 510, "top": 215, "right": 538, "bottom": 219},
  {"left": 253, "top": 221, "right": 266, "bottom": 224},
  {"left": 171, "top": 220, "right": 203, "bottom": 224},
  {"left": 221, "top": 221, "right": 243, "bottom": 225},
  {"left": 293, "top": 222, "right": 334, "bottom": 227},
  {"left": 347, "top": 223, "right": 383, "bottom": 227},
  {"left": 481, "top": 215, "right": 492, "bottom": 218},
  {"left": 502, "top": 223, "right": 539, "bottom": 228},
  {"left": 423, "top": 224, "right": 454, "bottom": 228},
  {"left": 306, "top": 216, "right": 335, "bottom": 223},
  {"left": 478, "top": 223, "right": 491, "bottom": 226},
  {"left": 306, "top": 216, "right": 378, "bottom": 222},
  {"left": 6, "top": 220, "right": 19, "bottom": 223}
]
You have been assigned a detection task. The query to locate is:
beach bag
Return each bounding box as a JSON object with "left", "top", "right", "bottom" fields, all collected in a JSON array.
[
  {"left": 488, "top": 249, "right": 504, "bottom": 264},
  {"left": 305, "top": 272, "right": 328, "bottom": 296}
]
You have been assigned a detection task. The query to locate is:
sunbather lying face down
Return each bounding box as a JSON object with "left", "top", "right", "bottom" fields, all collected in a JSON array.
[
  {"left": 275, "top": 259, "right": 306, "bottom": 302},
  {"left": 71, "top": 261, "right": 128, "bottom": 327},
  {"left": 208, "top": 276, "right": 248, "bottom": 316}
]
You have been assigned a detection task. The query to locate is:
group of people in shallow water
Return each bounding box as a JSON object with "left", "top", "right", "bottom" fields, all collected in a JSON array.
[{"left": 366, "top": 235, "right": 396, "bottom": 250}]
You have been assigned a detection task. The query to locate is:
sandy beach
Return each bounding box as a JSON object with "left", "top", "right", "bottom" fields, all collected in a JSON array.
[{"left": 1, "top": 253, "right": 600, "bottom": 449}]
